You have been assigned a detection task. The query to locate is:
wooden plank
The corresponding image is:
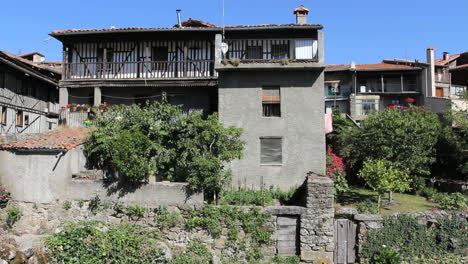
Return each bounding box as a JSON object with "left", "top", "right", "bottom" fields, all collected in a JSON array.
[
  {"left": 336, "top": 219, "right": 348, "bottom": 264},
  {"left": 277, "top": 216, "right": 297, "bottom": 226},
  {"left": 347, "top": 221, "right": 357, "bottom": 263}
]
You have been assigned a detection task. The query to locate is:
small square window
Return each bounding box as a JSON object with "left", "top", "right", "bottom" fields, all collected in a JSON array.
[
  {"left": 24, "top": 115, "right": 29, "bottom": 126},
  {"left": 260, "top": 137, "right": 282, "bottom": 165},
  {"left": 262, "top": 87, "right": 281, "bottom": 117}
]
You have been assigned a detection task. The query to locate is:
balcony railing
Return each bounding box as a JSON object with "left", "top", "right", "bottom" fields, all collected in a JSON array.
[
  {"left": 436, "top": 73, "right": 451, "bottom": 83},
  {"left": 64, "top": 60, "right": 216, "bottom": 80},
  {"left": 223, "top": 39, "right": 318, "bottom": 61}
]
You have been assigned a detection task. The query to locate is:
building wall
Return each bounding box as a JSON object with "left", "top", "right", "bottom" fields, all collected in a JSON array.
[
  {"left": 0, "top": 65, "right": 59, "bottom": 136},
  {"left": 218, "top": 70, "right": 325, "bottom": 190}
]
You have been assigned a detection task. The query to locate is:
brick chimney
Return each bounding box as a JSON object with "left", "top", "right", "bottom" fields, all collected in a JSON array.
[
  {"left": 443, "top": 52, "right": 450, "bottom": 61},
  {"left": 294, "top": 5, "right": 309, "bottom": 25}
]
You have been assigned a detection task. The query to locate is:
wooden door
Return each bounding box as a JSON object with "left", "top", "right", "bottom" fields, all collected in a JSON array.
[
  {"left": 334, "top": 219, "right": 357, "bottom": 264},
  {"left": 436, "top": 88, "right": 444, "bottom": 97},
  {"left": 277, "top": 216, "right": 299, "bottom": 256}
]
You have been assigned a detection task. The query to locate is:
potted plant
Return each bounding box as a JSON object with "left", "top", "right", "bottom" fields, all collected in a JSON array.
[
  {"left": 85, "top": 105, "right": 91, "bottom": 112},
  {"left": 77, "top": 104, "right": 84, "bottom": 113}
]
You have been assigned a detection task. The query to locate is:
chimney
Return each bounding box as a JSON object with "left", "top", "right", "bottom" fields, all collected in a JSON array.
[
  {"left": 426, "top": 47, "right": 436, "bottom": 97},
  {"left": 176, "top": 9, "right": 182, "bottom": 27},
  {"left": 293, "top": 5, "right": 309, "bottom": 25},
  {"left": 443, "top": 52, "right": 450, "bottom": 61}
]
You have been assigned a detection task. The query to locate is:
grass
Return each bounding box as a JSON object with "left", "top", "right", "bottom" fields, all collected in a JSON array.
[{"left": 336, "top": 186, "right": 435, "bottom": 215}]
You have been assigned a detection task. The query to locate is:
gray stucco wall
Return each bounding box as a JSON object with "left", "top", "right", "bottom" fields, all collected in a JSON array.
[
  {"left": 0, "top": 146, "right": 86, "bottom": 203},
  {"left": 218, "top": 70, "right": 325, "bottom": 190}
]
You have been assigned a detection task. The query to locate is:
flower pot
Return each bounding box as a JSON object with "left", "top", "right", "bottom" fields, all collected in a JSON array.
[{"left": 72, "top": 107, "right": 77, "bottom": 112}]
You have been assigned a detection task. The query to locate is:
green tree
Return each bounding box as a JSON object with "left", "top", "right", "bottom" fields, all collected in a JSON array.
[
  {"left": 84, "top": 98, "right": 244, "bottom": 197},
  {"left": 358, "top": 159, "right": 412, "bottom": 212},
  {"left": 340, "top": 106, "right": 442, "bottom": 190}
]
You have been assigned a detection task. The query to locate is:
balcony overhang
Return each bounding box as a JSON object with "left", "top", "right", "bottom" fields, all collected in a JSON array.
[
  {"left": 215, "top": 60, "right": 325, "bottom": 71},
  {"left": 356, "top": 91, "right": 420, "bottom": 96},
  {"left": 59, "top": 78, "right": 218, "bottom": 88}
]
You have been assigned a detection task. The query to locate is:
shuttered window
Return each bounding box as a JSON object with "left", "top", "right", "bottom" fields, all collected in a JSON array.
[
  {"left": 1, "top": 107, "right": 6, "bottom": 125},
  {"left": 260, "top": 137, "right": 282, "bottom": 165},
  {"left": 262, "top": 87, "right": 281, "bottom": 117},
  {"left": 16, "top": 110, "right": 23, "bottom": 127}
]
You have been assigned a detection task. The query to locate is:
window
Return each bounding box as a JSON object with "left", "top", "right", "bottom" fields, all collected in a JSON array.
[
  {"left": 262, "top": 87, "right": 281, "bottom": 117},
  {"left": 97, "top": 48, "right": 114, "bottom": 73},
  {"left": 356, "top": 99, "right": 378, "bottom": 116},
  {"left": 260, "top": 137, "right": 282, "bottom": 165},
  {"left": 24, "top": 114, "right": 29, "bottom": 126},
  {"left": 1, "top": 107, "right": 6, "bottom": 125},
  {"left": 246, "top": 45, "right": 263, "bottom": 59},
  {"left": 271, "top": 43, "right": 289, "bottom": 59},
  {"left": 151, "top": 46, "right": 169, "bottom": 71},
  {"left": 16, "top": 110, "right": 23, "bottom": 127},
  {"left": 0, "top": 71, "right": 5, "bottom": 88}
]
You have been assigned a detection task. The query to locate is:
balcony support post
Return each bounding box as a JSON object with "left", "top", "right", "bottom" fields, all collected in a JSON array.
[
  {"left": 93, "top": 87, "right": 102, "bottom": 106},
  {"left": 318, "top": 31, "right": 325, "bottom": 64},
  {"left": 214, "top": 34, "right": 223, "bottom": 68},
  {"left": 401, "top": 74, "right": 404, "bottom": 92},
  {"left": 59, "top": 87, "right": 69, "bottom": 107}
]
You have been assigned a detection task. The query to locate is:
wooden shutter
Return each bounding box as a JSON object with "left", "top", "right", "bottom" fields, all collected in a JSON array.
[{"left": 260, "top": 137, "right": 282, "bottom": 164}]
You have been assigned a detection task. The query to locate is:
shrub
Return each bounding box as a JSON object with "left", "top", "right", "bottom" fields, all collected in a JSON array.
[
  {"left": 372, "top": 247, "right": 401, "bottom": 264},
  {"left": 340, "top": 106, "right": 442, "bottom": 191},
  {"left": 44, "top": 222, "right": 167, "bottom": 264},
  {"left": 84, "top": 99, "right": 244, "bottom": 197},
  {"left": 6, "top": 206, "right": 21, "bottom": 227},
  {"left": 355, "top": 198, "right": 379, "bottom": 214},
  {"left": 126, "top": 205, "right": 146, "bottom": 219},
  {"left": 433, "top": 192, "right": 467, "bottom": 211},
  {"left": 326, "top": 148, "right": 349, "bottom": 194},
  {"left": 155, "top": 206, "right": 180, "bottom": 228},
  {"left": 219, "top": 187, "right": 299, "bottom": 206},
  {"left": 272, "top": 255, "right": 300, "bottom": 264},
  {"left": 0, "top": 186, "right": 11, "bottom": 207},
  {"left": 170, "top": 241, "right": 212, "bottom": 264},
  {"left": 361, "top": 215, "right": 468, "bottom": 261},
  {"left": 62, "top": 201, "right": 72, "bottom": 210}
]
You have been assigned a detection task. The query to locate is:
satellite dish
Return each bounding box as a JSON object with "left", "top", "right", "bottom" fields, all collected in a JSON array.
[{"left": 221, "top": 42, "right": 229, "bottom": 54}]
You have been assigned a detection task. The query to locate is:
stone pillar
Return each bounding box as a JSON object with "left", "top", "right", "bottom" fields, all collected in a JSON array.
[
  {"left": 94, "top": 87, "right": 102, "bottom": 106},
  {"left": 318, "top": 31, "right": 325, "bottom": 64},
  {"left": 426, "top": 47, "right": 436, "bottom": 97},
  {"left": 300, "top": 173, "right": 335, "bottom": 263},
  {"left": 59, "top": 87, "right": 69, "bottom": 106}
]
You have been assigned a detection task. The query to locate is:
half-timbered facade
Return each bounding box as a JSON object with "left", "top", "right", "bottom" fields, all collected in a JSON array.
[
  {"left": 0, "top": 50, "right": 60, "bottom": 139},
  {"left": 51, "top": 6, "right": 326, "bottom": 189}
]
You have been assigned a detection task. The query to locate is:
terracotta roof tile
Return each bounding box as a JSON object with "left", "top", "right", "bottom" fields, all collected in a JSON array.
[
  {"left": 326, "top": 62, "right": 422, "bottom": 72},
  {"left": 435, "top": 53, "right": 461, "bottom": 66},
  {"left": 18, "top": 51, "right": 45, "bottom": 58},
  {"left": 294, "top": 5, "right": 309, "bottom": 13},
  {"left": 50, "top": 23, "right": 322, "bottom": 35},
  {"left": 0, "top": 128, "right": 89, "bottom": 151}
]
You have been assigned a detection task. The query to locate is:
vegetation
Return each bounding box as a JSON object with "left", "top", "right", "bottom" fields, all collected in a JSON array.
[
  {"left": 186, "top": 205, "right": 272, "bottom": 261},
  {"left": 44, "top": 222, "right": 166, "bottom": 264},
  {"left": 126, "top": 205, "right": 146, "bottom": 219},
  {"left": 62, "top": 201, "right": 72, "bottom": 210},
  {"left": 170, "top": 241, "right": 212, "bottom": 264},
  {"left": 272, "top": 255, "right": 300, "bottom": 264},
  {"left": 0, "top": 185, "right": 11, "bottom": 207},
  {"left": 358, "top": 160, "right": 412, "bottom": 212},
  {"left": 6, "top": 206, "right": 21, "bottom": 227},
  {"left": 326, "top": 148, "right": 349, "bottom": 194},
  {"left": 421, "top": 187, "right": 468, "bottom": 211},
  {"left": 372, "top": 247, "right": 401, "bottom": 264},
  {"left": 84, "top": 98, "right": 244, "bottom": 197},
  {"left": 361, "top": 215, "right": 467, "bottom": 262},
  {"left": 335, "top": 187, "right": 434, "bottom": 214},
  {"left": 155, "top": 206, "right": 180, "bottom": 229},
  {"left": 219, "top": 187, "right": 299, "bottom": 206},
  {"left": 339, "top": 106, "right": 442, "bottom": 191}
]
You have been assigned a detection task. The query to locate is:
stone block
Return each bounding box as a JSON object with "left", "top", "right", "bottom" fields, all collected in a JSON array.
[{"left": 301, "top": 249, "right": 333, "bottom": 262}]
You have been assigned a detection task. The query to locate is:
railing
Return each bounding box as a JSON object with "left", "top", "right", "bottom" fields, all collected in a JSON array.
[
  {"left": 47, "top": 102, "right": 60, "bottom": 115},
  {"left": 223, "top": 39, "right": 318, "bottom": 61},
  {"left": 436, "top": 72, "right": 451, "bottom": 83},
  {"left": 64, "top": 60, "right": 215, "bottom": 80}
]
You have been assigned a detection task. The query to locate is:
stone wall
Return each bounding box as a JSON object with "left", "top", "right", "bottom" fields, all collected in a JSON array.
[{"left": 0, "top": 173, "right": 337, "bottom": 264}]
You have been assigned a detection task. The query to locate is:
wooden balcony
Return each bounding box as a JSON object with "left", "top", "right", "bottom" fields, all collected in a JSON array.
[{"left": 63, "top": 60, "right": 216, "bottom": 80}]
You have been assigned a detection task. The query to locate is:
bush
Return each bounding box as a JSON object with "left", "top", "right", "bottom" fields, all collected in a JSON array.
[
  {"left": 272, "top": 255, "right": 300, "bottom": 264},
  {"left": 421, "top": 187, "right": 468, "bottom": 210},
  {"left": 372, "top": 247, "right": 401, "bottom": 264},
  {"left": 326, "top": 148, "right": 349, "bottom": 194},
  {"left": 219, "top": 188, "right": 298, "bottom": 206},
  {"left": 6, "top": 206, "right": 21, "bottom": 227},
  {"left": 155, "top": 206, "right": 180, "bottom": 229},
  {"left": 62, "top": 201, "right": 72, "bottom": 210},
  {"left": 84, "top": 99, "right": 244, "bottom": 196},
  {"left": 126, "top": 205, "right": 146, "bottom": 219},
  {"left": 44, "top": 222, "right": 167, "bottom": 264},
  {"left": 0, "top": 186, "right": 11, "bottom": 207},
  {"left": 355, "top": 198, "right": 379, "bottom": 214},
  {"left": 340, "top": 106, "right": 442, "bottom": 191},
  {"left": 170, "top": 241, "right": 212, "bottom": 264},
  {"left": 361, "top": 215, "right": 468, "bottom": 261}
]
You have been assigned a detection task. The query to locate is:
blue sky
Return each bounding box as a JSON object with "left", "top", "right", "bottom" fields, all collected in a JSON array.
[{"left": 0, "top": 0, "right": 467, "bottom": 64}]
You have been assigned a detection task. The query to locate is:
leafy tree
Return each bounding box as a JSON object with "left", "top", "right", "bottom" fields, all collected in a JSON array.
[
  {"left": 340, "top": 106, "right": 442, "bottom": 190},
  {"left": 358, "top": 159, "right": 412, "bottom": 212},
  {"left": 84, "top": 98, "right": 244, "bottom": 196}
]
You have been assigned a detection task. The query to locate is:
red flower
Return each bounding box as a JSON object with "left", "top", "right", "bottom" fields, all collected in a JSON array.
[{"left": 405, "top": 97, "right": 415, "bottom": 104}]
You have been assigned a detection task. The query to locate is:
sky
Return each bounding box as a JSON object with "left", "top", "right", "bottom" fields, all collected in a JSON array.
[{"left": 0, "top": 0, "right": 467, "bottom": 65}]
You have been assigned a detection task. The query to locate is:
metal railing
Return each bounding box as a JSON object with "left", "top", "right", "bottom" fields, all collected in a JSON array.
[{"left": 64, "top": 60, "right": 216, "bottom": 80}]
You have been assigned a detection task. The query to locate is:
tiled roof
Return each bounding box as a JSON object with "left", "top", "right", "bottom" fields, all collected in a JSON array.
[
  {"left": 326, "top": 62, "right": 422, "bottom": 72},
  {"left": 450, "top": 64, "right": 468, "bottom": 71},
  {"left": 50, "top": 22, "right": 323, "bottom": 35},
  {"left": 179, "top": 18, "right": 216, "bottom": 28},
  {"left": 0, "top": 128, "right": 89, "bottom": 151},
  {"left": 435, "top": 53, "right": 461, "bottom": 66},
  {"left": 18, "top": 51, "right": 45, "bottom": 58},
  {"left": 0, "top": 50, "right": 61, "bottom": 78}
]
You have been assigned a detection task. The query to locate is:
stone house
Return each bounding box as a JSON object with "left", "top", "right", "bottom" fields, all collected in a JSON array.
[
  {"left": 0, "top": 50, "right": 61, "bottom": 141},
  {"left": 49, "top": 5, "right": 326, "bottom": 189}
]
